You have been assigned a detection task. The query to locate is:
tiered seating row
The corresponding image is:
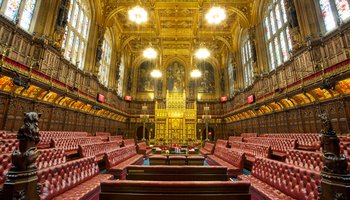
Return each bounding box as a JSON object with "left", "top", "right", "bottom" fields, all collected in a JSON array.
[
  {"left": 79, "top": 141, "right": 120, "bottom": 161},
  {"left": 239, "top": 157, "right": 321, "bottom": 200},
  {"left": 52, "top": 137, "right": 102, "bottom": 155},
  {"left": 199, "top": 142, "right": 214, "bottom": 155},
  {"left": 261, "top": 133, "right": 320, "bottom": 150},
  {"left": 228, "top": 136, "right": 243, "bottom": 147},
  {"left": 0, "top": 139, "right": 18, "bottom": 154},
  {"left": 136, "top": 142, "right": 151, "bottom": 156},
  {"left": 104, "top": 145, "right": 143, "bottom": 179},
  {"left": 122, "top": 139, "right": 135, "bottom": 147},
  {"left": 38, "top": 131, "right": 88, "bottom": 148},
  {"left": 207, "top": 146, "right": 244, "bottom": 177},
  {"left": 240, "top": 133, "right": 258, "bottom": 138},
  {"left": 215, "top": 139, "right": 228, "bottom": 147},
  {"left": 0, "top": 131, "right": 16, "bottom": 139},
  {"left": 286, "top": 149, "right": 323, "bottom": 172},
  {"left": 1, "top": 148, "right": 66, "bottom": 187},
  {"left": 38, "top": 156, "right": 113, "bottom": 200},
  {"left": 108, "top": 135, "right": 123, "bottom": 145},
  {"left": 245, "top": 137, "right": 296, "bottom": 156},
  {"left": 95, "top": 132, "right": 111, "bottom": 141},
  {"left": 231, "top": 141, "right": 271, "bottom": 162}
]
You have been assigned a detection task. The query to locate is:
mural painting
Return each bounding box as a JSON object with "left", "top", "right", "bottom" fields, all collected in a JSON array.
[
  {"left": 198, "top": 62, "right": 215, "bottom": 93},
  {"left": 137, "top": 61, "right": 154, "bottom": 92},
  {"left": 167, "top": 61, "right": 185, "bottom": 92}
]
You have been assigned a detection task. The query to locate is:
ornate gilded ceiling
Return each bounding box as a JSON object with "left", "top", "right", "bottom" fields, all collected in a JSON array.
[{"left": 104, "top": 0, "right": 256, "bottom": 56}]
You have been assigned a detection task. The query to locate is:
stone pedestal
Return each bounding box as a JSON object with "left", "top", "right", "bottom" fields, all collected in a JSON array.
[
  {"left": 321, "top": 172, "right": 350, "bottom": 200},
  {"left": 3, "top": 169, "right": 39, "bottom": 200}
]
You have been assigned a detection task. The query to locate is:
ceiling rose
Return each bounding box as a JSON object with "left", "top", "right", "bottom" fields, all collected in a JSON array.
[{"left": 128, "top": 6, "right": 148, "bottom": 24}]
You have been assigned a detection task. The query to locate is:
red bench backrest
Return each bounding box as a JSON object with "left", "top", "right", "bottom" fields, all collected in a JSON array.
[
  {"left": 37, "top": 156, "right": 99, "bottom": 200},
  {"left": 286, "top": 149, "right": 323, "bottom": 172},
  {"left": 105, "top": 145, "right": 137, "bottom": 169},
  {"left": 79, "top": 141, "right": 120, "bottom": 157},
  {"left": 122, "top": 139, "right": 135, "bottom": 147},
  {"left": 215, "top": 139, "right": 228, "bottom": 148},
  {"left": 214, "top": 146, "right": 244, "bottom": 169},
  {"left": 252, "top": 157, "right": 321, "bottom": 200},
  {"left": 231, "top": 141, "right": 271, "bottom": 158}
]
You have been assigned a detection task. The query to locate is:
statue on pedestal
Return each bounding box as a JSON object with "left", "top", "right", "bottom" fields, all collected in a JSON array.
[{"left": 3, "top": 112, "right": 42, "bottom": 200}]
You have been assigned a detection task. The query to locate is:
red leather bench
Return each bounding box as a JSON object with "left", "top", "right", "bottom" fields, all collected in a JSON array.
[
  {"left": 0, "top": 153, "right": 11, "bottom": 188},
  {"left": 0, "top": 139, "right": 18, "bottom": 154},
  {"left": 340, "top": 142, "right": 350, "bottom": 171},
  {"left": 239, "top": 157, "right": 321, "bottom": 200},
  {"left": 96, "top": 132, "right": 111, "bottom": 141},
  {"left": 215, "top": 139, "right": 228, "bottom": 148},
  {"left": 245, "top": 137, "right": 296, "bottom": 157},
  {"left": 79, "top": 141, "right": 120, "bottom": 161},
  {"left": 122, "top": 139, "right": 135, "bottom": 147},
  {"left": 261, "top": 133, "right": 320, "bottom": 150},
  {"left": 199, "top": 142, "right": 214, "bottom": 155},
  {"left": 38, "top": 156, "right": 113, "bottom": 200},
  {"left": 0, "top": 131, "right": 16, "bottom": 139},
  {"left": 38, "top": 131, "right": 88, "bottom": 149},
  {"left": 100, "top": 180, "right": 251, "bottom": 200},
  {"left": 231, "top": 141, "right": 271, "bottom": 162},
  {"left": 136, "top": 142, "right": 152, "bottom": 156},
  {"left": 1, "top": 148, "right": 67, "bottom": 188},
  {"left": 52, "top": 137, "right": 102, "bottom": 155},
  {"left": 228, "top": 136, "right": 243, "bottom": 147},
  {"left": 286, "top": 149, "right": 323, "bottom": 172},
  {"left": 207, "top": 146, "right": 244, "bottom": 177},
  {"left": 104, "top": 145, "right": 144, "bottom": 179},
  {"left": 241, "top": 133, "right": 258, "bottom": 139},
  {"left": 108, "top": 135, "right": 123, "bottom": 145},
  {"left": 36, "top": 148, "right": 66, "bottom": 170}
]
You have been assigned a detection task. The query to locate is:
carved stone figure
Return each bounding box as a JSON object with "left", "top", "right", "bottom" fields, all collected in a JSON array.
[
  {"left": 287, "top": 0, "right": 298, "bottom": 29},
  {"left": 12, "top": 112, "right": 41, "bottom": 171}
]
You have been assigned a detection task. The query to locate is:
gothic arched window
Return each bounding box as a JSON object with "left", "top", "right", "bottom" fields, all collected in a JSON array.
[
  {"left": 318, "top": 0, "right": 350, "bottom": 32},
  {"left": 264, "top": 0, "right": 292, "bottom": 71},
  {"left": 241, "top": 36, "right": 254, "bottom": 88},
  {"left": 98, "top": 31, "right": 112, "bottom": 87},
  {"left": 62, "top": 0, "right": 90, "bottom": 69},
  {"left": 0, "top": 0, "right": 40, "bottom": 32}
]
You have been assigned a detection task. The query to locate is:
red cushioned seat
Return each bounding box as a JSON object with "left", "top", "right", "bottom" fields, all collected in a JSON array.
[
  {"left": 53, "top": 174, "right": 113, "bottom": 200},
  {"left": 207, "top": 155, "right": 241, "bottom": 177},
  {"left": 239, "top": 175, "right": 294, "bottom": 200},
  {"left": 149, "top": 155, "right": 167, "bottom": 165}
]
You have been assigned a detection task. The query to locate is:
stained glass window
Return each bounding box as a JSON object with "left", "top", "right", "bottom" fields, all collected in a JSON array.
[
  {"left": 117, "top": 56, "right": 125, "bottom": 97},
  {"left": 319, "top": 0, "right": 350, "bottom": 32},
  {"left": 1, "top": 0, "right": 39, "bottom": 31},
  {"left": 19, "top": 0, "right": 37, "bottom": 31},
  {"left": 227, "top": 54, "right": 235, "bottom": 97},
  {"left": 241, "top": 36, "right": 254, "bottom": 88},
  {"left": 264, "top": 0, "right": 292, "bottom": 71},
  {"left": 4, "top": 0, "right": 21, "bottom": 21},
  {"left": 98, "top": 32, "right": 112, "bottom": 87},
  {"left": 62, "top": 0, "right": 90, "bottom": 70}
]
